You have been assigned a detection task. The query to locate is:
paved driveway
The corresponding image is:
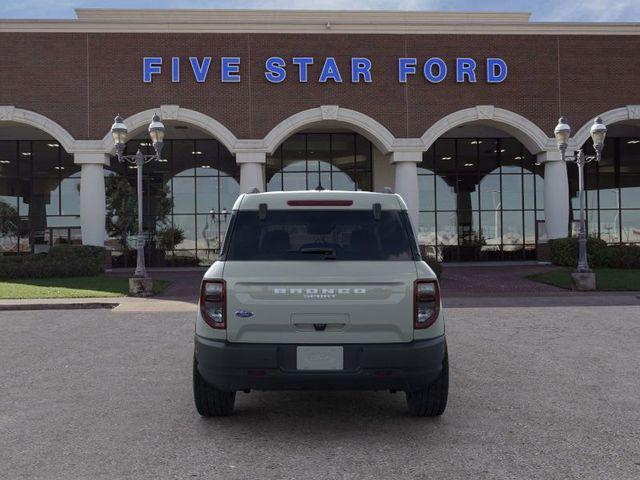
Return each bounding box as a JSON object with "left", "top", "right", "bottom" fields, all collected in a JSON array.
[{"left": 1, "top": 305, "right": 639, "bottom": 479}]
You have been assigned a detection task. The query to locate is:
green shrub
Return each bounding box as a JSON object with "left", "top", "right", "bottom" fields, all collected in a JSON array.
[
  {"left": 0, "top": 245, "right": 106, "bottom": 279},
  {"left": 164, "top": 254, "right": 200, "bottom": 267},
  {"left": 549, "top": 237, "right": 607, "bottom": 267},
  {"left": 593, "top": 245, "right": 640, "bottom": 269},
  {"left": 550, "top": 237, "right": 640, "bottom": 269}
]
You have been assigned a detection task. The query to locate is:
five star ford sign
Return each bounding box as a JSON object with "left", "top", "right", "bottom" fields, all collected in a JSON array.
[{"left": 142, "top": 56, "right": 508, "bottom": 84}]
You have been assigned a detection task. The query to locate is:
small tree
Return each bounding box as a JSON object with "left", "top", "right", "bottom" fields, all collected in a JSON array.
[
  {"left": 0, "top": 201, "right": 21, "bottom": 250},
  {"left": 157, "top": 226, "right": 185, "bottom": 252},
  {"left": 105, "top": 175, "right": 172, "bottom": 252}
]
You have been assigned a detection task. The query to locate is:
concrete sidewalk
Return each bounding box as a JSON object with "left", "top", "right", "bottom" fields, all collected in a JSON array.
[
  {"left": 1, "top": 264, "right": 638, "bottom": 311},
  {"left": 0, "top": 295, "right": 196, "bottom": 313},
  {"left": 2, "top": 292, "right": 638, "bottom": 312}
]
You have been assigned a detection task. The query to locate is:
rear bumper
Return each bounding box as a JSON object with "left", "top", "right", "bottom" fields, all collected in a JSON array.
[{"left": 194, "top": 335, "right": 446, "bottom": 392}]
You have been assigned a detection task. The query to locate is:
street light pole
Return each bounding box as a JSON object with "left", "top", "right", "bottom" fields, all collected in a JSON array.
[
  {"left": 554, "top": 116, "right": 607, "bottom": 285},
  {"left": 134, "top": 149, "right": 146, "bottom": 277},
  {"left": 110, "top": 114, "right": 165, "bottom": 282},
  {"left": 575, "top": 149, "right": 589, "bottom": 272}
]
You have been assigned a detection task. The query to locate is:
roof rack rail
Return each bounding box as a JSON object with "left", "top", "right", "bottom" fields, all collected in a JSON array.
[
  {"left": 382, "top": 187, "right": 393, "bottom": 194},
  {"left": 248, "top": 188, "right": 261, "bottom": 194}
]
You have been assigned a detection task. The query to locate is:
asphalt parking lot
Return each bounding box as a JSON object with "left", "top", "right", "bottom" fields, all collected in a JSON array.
[{"left": 1, "top": 304, "right": 639, "bottom": 479}]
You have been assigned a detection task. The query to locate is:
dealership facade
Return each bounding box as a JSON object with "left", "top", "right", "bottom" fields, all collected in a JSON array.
[{"left": 1, "top": 9, "right": 640, "bottom": 264}]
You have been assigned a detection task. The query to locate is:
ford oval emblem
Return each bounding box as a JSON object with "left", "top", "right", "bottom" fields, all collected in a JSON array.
[{"left": 235, "top": 310, "right": 254, "bottom": 318}]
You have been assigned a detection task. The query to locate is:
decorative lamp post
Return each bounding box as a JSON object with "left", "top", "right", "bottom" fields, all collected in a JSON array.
[
  {"left": 553, "top": 116, "right": 607, "bottom": 290},
  {"left": 110, "top": 114, "right": 165, "bottom": 294}
]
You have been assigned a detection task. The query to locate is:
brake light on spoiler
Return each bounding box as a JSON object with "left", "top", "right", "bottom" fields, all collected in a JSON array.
[{"left": 287, "top": 200, "right": 354, "bottom": 206}]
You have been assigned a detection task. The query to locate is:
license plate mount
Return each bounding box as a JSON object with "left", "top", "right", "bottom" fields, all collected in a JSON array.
[{"left": 296, "top": 346, "right": 344, "bottom": 371}]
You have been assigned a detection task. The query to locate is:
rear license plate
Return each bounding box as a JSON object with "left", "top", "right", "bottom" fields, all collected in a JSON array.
[{"left": 296, "top": 346, "right": 344, "bottom": 371}]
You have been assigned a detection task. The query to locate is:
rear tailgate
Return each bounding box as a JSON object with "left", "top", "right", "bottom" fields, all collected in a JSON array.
[{"left": 223, "top": 261, "right": 417, "bottom": 344}]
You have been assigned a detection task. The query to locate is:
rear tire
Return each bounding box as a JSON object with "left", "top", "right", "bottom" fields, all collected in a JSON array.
[
  {"left": 405, "top": 349, "right": 449, "bottom": 417},
  {"left": 193, "top": 357, "right": 236, "bottom": 417}
]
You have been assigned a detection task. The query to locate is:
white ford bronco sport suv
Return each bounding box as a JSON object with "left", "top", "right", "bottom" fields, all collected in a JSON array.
[{"left": 193, "top": 190, "right": 448, "bottom": 417}]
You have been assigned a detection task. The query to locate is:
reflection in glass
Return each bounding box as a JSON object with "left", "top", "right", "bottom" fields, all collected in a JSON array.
[
  {"left": 501, "top": 175, "right": 523, "bottom": 210},
  {"left": 524, "top": 211, "right": 536, "bottom": 244},
  {"left": 418, "top": 136, "right": 546, "bottom": 260},
  {"left": 0, "top": 140, "right": 75, "bottom": 253},
  {"left": 479, "top": 175, "right": 501, "bottom": 212},
  {"left": 196, "top": 177, "right": 219, "bottom": 214},
  {"left": 266, "top": 133, "right": 372, "bottom": 193},
  {"left": 502, "top": 211, "right": 523, "bottom": 246},
  {"left": 418, "top": 211, "right": 436, "bottom": 249},
  {"left": 172, "top": 177, "right": 195, "bottom": 214},
  {"left": 621, "top": 211, "right": 640, "bottom": 243},
  {"left": 436, "top": 212, "right": 457, "bottom": 245},
  {"left": 620, "top": 182, "right": 640, "bottom": 208},
  {"left": 435, "top": 176, "right": 456, "bottom": 210},
  {"left": 599, "top": 210, "right": 620, "bottom": 243},
  {"left": 419, "top": 175, "right": 435, "bottom": 211},
  {"left": 105, "top": 138, "right": 239, "bottom": 265}
]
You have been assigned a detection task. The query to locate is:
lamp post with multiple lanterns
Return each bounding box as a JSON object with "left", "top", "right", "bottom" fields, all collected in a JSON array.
[
  {"left": 110, "top": 114, "right": 166, "bottom": 280},
  {"left": 553, "top": 116, "right": 607, "bottom": 281}
]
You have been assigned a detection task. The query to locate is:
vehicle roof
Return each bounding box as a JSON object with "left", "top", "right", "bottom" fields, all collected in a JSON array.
[{"left": 233, "top": 190, "right": 407, "bottom": 211}]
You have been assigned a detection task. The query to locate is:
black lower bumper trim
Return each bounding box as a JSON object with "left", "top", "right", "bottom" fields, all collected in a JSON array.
[{"left": 194, "top": 335, "right": 446, "bottom": 392}]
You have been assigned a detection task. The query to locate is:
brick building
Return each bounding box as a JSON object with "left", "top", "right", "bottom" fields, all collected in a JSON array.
[{"left": 1, "top": 9, "right": 639, "bottom": 264}]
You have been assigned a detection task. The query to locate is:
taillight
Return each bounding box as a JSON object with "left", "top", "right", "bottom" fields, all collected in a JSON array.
[
  {"left": 414, "top": 279, "right": 440, "bottom": 329},
  {"left": 200, "top": 280, "right": 226, "bottom": 329}
]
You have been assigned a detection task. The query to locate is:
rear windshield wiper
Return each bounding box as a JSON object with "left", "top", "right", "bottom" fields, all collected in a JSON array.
[{"left": 289, "top": 247, "right": 337, "bottom": 259}]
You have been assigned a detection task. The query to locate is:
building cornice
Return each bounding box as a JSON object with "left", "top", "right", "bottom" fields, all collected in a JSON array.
[{"left": 0, "top": 9, "right": 639, "bottom": 35}]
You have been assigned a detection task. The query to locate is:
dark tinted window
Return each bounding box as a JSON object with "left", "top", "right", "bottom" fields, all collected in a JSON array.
[{"left": 226, "top": 210, "right": 417, "bottom": 261}]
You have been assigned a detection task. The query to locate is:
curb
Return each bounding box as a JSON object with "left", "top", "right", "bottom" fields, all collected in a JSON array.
[{"left": 0, "top": 302, "right": 120, "bottom": 311}]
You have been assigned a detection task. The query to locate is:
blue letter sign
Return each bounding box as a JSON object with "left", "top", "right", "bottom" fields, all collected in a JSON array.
[
  {"left": 143, "top": 57, "right": 162, "bottom": 83},
  {"left": 487, "top": 58, "right": 508, "bottom": 83},
  {"left": 319, "top": 57, "right": 343, "bottom": 83},
  {"left": 189, "top": 57, "right": 211, "bottom": 83},
  {"left": 398, "top": 58, "right": 417, "bottom": 83},
  {"left": 424, "top": 58, "right": 447, "bottom": 83},
  {"left": 142, "top": 55, "right": 508, "bottom": 84},
  {"left": 265, "top": 56, "right": 287, "bottom": 83},
  {"left": 351, "top": 58, "right": 372, "bottom": 83},
  {"left": 292, "top": 57, "right": 314, "bottom": 82},
  {"left": 456, "top": 58, "right": 477, "bottom": 83}
]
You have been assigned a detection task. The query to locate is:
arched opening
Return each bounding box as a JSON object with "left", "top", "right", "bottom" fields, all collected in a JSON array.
[
  {"left": 0, "top": 122, "right": 80, "bottom": 254},
  {"left": 418, "top": 123, "right": 545, "bottom": 261},
  {"left": 263, "top": 107, "right": 395, "bottom": 195},
  {"left": 105, "top": 121, "right": 239, "bottom": 268},
  {"left": 572, "top": 120, "right": 640, "bottom": 245},
  {"left": 265, "top": 126, "right": 380, "bottom": 193}
]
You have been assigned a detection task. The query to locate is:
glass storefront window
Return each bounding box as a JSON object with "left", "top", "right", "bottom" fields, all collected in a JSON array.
[
  {"left": 419, "top": 136, "right": 545, "bottom": 261},
  {"left": 266, "top": 133, "right": 373, "bottom": 192},
  {"left": 0, "top": 140, "right": 79, "bottom": 254},
  {"left": 106, "top": 138, "right": 239, "bottom": 267},
  {"left": 621, "top": 211, "right": 640, "bottom": 243},
  {"left": 568, "top": 136, "right": 640, "bottom": 245}
]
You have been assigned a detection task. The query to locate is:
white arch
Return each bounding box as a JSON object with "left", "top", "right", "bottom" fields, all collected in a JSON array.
[
  {"left": 572, "top": 105, "right": 640, "bottom": 148},
  {"left": 263, "top": 106, "right": 396, "bottom": 155},
  {"left": 100, "top": 105, "right": 239, "bottom": 154},
  {"left": 420, "top": 105, "right": 553, "bottom": 154},
  {"left": 0, "top": 106, "right": 76, "bottom": 152}
]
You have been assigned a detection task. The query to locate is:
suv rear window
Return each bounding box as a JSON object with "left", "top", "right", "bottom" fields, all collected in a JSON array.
[{"left": 224, "top": 209, "right": 418, "bottom": 261}]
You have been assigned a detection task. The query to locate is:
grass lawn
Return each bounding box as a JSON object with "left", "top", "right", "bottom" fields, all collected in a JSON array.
[
  {"left": 0, "top": 276, "right": 170, "bottom": 299},
  {"left": 526, "top": 268, "right": 640, "bottom": 291}
]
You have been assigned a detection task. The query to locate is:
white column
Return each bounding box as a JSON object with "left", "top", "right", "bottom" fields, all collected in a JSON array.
[
  {"left": 391, "top": 151, "right": 421, "bottom": 230},
  {"left": 75, "top": 153, "right": 109, "bottom": 246},
  {"left": 539, "top": 151, "right": 569, "bottom": 239},
  {"left": 237, "top": 151, "right": 266, "bottom": 193}
]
